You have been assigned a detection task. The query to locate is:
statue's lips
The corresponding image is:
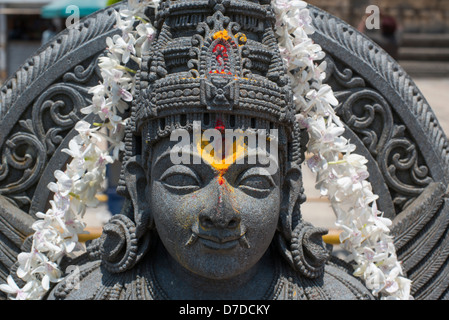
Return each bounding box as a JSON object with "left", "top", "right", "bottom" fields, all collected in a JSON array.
[
  {"left": 198, "top": 237, "right": 239, "bottom": 250},
  {"left": 196, "top": 232, "right": 246, "bottom": 251}
]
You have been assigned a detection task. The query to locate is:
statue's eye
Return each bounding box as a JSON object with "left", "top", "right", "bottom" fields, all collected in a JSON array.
[
  {"left": 239, "top": 175, "right": 272, "bottom": 190},
  {"left": 163, "top": 174, "right": 199, "bottom": 187},
  {"left": 160, "top": 166, "right": 201, "bottom": 193},
  {"left": 237, "top": 168, "right": 274, "bottom": 196}
]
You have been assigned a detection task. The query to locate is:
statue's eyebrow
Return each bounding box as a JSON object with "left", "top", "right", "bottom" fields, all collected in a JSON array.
[
  {"left": 232, "top": 148, "right": 279, "bottom": 165},
  {"left": 153, "top": 147, "right": 278, "bottom": 172},
  {"left": 152, "top": 148, "right": 202, "bottom": 168}
]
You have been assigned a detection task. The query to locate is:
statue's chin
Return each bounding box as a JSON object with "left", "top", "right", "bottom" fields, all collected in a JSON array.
[{"left": 160, "top": 237, "right": 268, "bottom": 282}]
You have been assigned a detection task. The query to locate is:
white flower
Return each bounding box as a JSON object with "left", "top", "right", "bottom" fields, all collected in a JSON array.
[
  {"left": 113, "top": 10, "right": 135, "bottom": 35},
  {"left": 297, "top": 8, "right": 314, "bottom": 35},
  {"left": 104, "top": 67, "right": 132, "bottom": 85},
  {"left": 110, "top": 81, "right": 133, "bottom": 104},
  {"left": 88, "top": 83, "right": 107, "bottom": 97},
  {"left": 107, "top": 34, "right": 137, "bottom": 64},
  {"left": 16, "top": 249, "right": 45, "bottom": 280},
  {"left": 0, "top": 275, "right": 34, "bottom": 300},
  {"left": 273, "top": 0, "right": 307, "bottom": 10},
  {"left": 31, "top": 226, "right": 64, "bottom": 257},
  {"left": 62, "top": 138, "right": 87, "bottom": 161},
  {"left": 98, "top": 55, "right": 120, "bottom": 71},
  {"left": 307, "top": 154, "right": 327, "bottom": 173},
  {"left": 72, "top": 168, "right": 105, "bottom": 207},
  {"left": 295, "top": 113, "right": 310, "bottom": 129},
  {"left": 314, "top": 61, "right": 327, "bottom": 82},
  {"left": 367, "top": 202, "right": 393, "bottom": 235},
  {"left": 339, "top": 223, "right": 364, "bottom": 247},
  {"left": 363, "top": 262, "right": 386, "bottom": 296},
  {"left": 127, "top": 0, "right": 158, "bottom": 14},
  {"left": 74, "top": 120, "right": 102, "bottom": 144},
  {"left": 47, "top": 170, "right": 73, "bottom": 197},
  {"left": 136, "top": 23, "right": 156, "bottom": 55},
  {"left": 32, "top": 260, "right": 62, "bottom": 291},
  {"left": 121, "top": 35, "right": 137, "bottom": 64},
  {"left": 386, "top": 277, "right": 412, "bottom": 300},
  {"left": 81, "top": 93, "right": 108, "bottom": 116},
  {"left": 305, "top": 84, "right": 339, "bottom": 116},
  {"left": 307, "top": 117, "right": 351, "bottom": 158}
]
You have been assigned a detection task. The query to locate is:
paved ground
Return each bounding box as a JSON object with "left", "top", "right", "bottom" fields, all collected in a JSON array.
[{"left": 82, "top": 76, "right": 449, "bottom": 244}]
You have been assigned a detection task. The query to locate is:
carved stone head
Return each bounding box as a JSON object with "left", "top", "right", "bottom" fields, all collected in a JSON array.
[{"left": 97, "top": 0, "right": 330, "bottom": 284}]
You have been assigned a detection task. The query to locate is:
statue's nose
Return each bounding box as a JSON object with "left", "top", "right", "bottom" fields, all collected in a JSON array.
[{"left": 199, "top": 190, "right": 240, "bottom": 230}]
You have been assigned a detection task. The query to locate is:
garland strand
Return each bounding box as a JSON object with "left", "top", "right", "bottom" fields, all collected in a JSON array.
[
  {"left": 0, "top": 0, "right": 158, "bottom": 300},
  {"left": 0, "top": 0, "right": 411, "bottom": 300},
  {"left": 272, "top": 0, "right": 411, "bottom": 299}
]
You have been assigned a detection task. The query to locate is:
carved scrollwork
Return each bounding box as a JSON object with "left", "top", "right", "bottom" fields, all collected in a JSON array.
[
  {"left": 380, "top": 133, "right": 433, "bottom": 209},
  {"left": 0, "top": 63, "right": 101, "bottom": 212},
  {"left": 0, "top": 121, "right": 46, "bottom": 208},
  {"left": 31, "top": 84, "right": 84, "bottom": 156},
  {"left": 63, "top": 53, "right": 103, "bottom": 84},
  {"left": 338, "top": 88, "right": 393, "bottom": 156},
  {"left": 310, "top": 5, "right": 449, "bottom": 190},
  {"left": 323, "top": 55, "right": 365, "bottom": 89},
  {"left": 325, "top": 53, "right": 433, "bottom": 212}
]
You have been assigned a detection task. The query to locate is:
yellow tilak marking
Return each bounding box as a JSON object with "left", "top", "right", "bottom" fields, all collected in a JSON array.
[{"left": 196, "top": 134, "right": 247, "bottom": 173}]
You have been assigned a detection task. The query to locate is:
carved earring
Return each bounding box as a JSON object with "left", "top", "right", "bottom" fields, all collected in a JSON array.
[
  {"left": 99, "top": 214, "right": 151, "bottom": 274},
  {"left": 290, "top": 222, "right": 331, "bottom": 279},
  {"left": 92, "top": 156, "right": 154, "bottom": 274}
]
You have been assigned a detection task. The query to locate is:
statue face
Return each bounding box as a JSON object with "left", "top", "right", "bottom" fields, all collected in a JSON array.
[{"left": 148, "top": 134, "right": 281, "bottom": 280}]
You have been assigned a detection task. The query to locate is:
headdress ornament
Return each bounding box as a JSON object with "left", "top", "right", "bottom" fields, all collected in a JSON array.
[{"left": 118, "top": 0, "right": 305, "bottom": 196}]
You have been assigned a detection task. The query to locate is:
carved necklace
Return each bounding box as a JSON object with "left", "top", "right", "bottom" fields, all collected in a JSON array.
[{"left": 143, "top": 252, "right": 282, "bottom": 300}]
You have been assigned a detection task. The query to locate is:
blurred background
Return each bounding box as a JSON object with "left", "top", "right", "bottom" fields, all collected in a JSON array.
[
  {"left": 0, "top": 0, "right": 448, "bottom": 245},
  {"left": 1, "top": 0, "right": 448, "bottom": 82}
]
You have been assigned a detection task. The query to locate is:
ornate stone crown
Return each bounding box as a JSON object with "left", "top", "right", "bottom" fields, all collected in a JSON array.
[{"left": 118, "top": 0, "right": 302, "bottom": 196}]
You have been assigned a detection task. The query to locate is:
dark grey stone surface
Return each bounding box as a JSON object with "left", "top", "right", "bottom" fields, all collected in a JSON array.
[{"left": 0, "top": 0, "right": 448, "bottom": 300}]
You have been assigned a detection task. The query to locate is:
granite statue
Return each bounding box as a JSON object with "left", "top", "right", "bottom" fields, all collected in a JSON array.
[{"left": 0, "top": 0, "right": 449, "bottom": 300}]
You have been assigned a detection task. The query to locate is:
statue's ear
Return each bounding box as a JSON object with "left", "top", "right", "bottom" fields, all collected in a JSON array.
[
  {"left": 124, "top": 155, "right": 152, "bottom": 239},
  {"left": 280, "top": 163, "right": 305, "bottom": 241}
]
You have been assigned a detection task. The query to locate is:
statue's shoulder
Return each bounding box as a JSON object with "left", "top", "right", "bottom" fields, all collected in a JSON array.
[
  {"left": 47, "top": 255, "right": 103, "bottom": 300},
  {"left": 322, "top": 258, "right": 375, "bottom": 300},
  {"left": 47, "top": 243, "right": 158, "bottom": 300},
  {"left": 276, "top": 257, "right": 374, "bottom": 300},
  {"left": 48, "top": 242, "right": 375, "bottom": 300}
]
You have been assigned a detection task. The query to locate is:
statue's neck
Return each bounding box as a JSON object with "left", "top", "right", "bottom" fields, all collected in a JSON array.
[{"left": 150, "top": 242, "right": 278, "bottom": 300}]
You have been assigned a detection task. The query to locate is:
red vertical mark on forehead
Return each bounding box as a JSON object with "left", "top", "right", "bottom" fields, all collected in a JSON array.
[
  {"left": 215, "top": 118, "right": 228, "bottom": 186},
  {"left": 215, "top": 118, "right": 225, "bottom": 132},
  {"left": 215, "top": 118, "right": 226, "bottom": 162}
]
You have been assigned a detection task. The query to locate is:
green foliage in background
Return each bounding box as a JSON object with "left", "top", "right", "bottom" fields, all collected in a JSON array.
[{"left": 107, "top": 0, "right": 122, "bottom": 6}]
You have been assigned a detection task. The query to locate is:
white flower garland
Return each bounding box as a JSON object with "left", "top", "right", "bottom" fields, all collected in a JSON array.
[
  {"left": 0, "top": 0, "right": 158, "bottom": 300},
  {"left": 272, "top": 0, "right": 411, "bottom": 299},
  {"left": 0, "top": 0, "right": 411, "bottom": 300}
]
